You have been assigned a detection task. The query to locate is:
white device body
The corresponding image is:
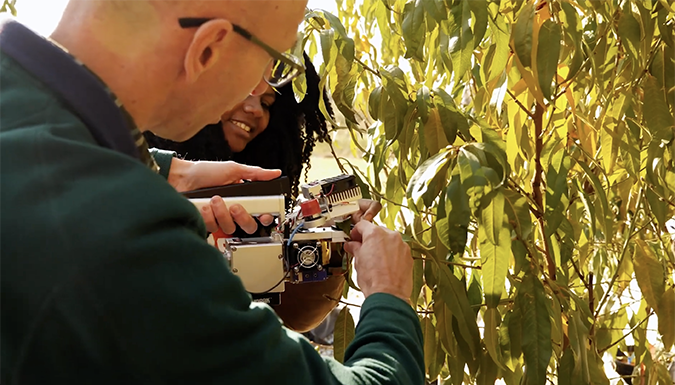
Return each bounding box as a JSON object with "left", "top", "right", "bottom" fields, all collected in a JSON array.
[
  {"left": 190, "top": 195, "right": 286, "bottom": 223},
  {"left": 188, "top": 180, "right": 361, "bottom": 296}
]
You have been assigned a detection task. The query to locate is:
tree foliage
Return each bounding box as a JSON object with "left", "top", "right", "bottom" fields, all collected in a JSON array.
[{"left": 303, "top": 0, "right": 675, "bottom": 383}]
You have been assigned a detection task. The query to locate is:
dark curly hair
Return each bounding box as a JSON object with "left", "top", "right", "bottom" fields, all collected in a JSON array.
[{"left": 144, "top": 52, "right": 333, "bottom": 197}]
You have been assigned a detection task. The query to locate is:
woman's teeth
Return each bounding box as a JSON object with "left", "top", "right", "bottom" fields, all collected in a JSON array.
[{"left": 232, "top": 120, "right": 252, "bottom": 133}]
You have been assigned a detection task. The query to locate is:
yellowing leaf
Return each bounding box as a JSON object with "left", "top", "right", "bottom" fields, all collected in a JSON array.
[
  {"left": 333, "top": 306, "right": 356, "bottom": 363},
  {"left": 657, "top": 287, "right": 675, "bottom": 350},
  {"left": 633, "top": 239, "right": 666, "bottom": 312},
  {"left": 425, "top": 106, "right": 450, "bottom": 155}
]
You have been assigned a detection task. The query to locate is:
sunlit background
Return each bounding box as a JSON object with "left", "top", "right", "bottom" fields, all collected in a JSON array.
[{"left": 16, "top": 0, "right": 338, "bottom": 37}]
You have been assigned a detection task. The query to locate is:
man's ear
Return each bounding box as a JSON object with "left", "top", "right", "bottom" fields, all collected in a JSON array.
[{"left": 183, "top": 19, "right": 234, "bottom": 84}]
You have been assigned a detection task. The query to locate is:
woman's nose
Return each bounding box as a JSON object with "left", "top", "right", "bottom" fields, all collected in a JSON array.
[{"left": 243, "top": 99, "right": 264, "bottom": 117}]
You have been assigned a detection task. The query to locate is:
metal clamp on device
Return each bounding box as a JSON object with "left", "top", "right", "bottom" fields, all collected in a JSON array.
[{"left": 182, "top": 175, "right": 362, "bottom": 305}]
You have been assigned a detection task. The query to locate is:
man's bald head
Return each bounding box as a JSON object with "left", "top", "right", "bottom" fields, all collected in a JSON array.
[{"left": 51, "top": 0, "right": 308, "bottom": 141}]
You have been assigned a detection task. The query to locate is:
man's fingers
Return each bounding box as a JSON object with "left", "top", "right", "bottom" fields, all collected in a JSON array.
[
  {"left": 360, "top": 199, "right": 382, "bottom": 222},
  {"left": 229, "top": 204, "right": 258, "bottom": 234},
  {"left": 343, "top": 241, "right": 361, "bottom": 256},
  {"left": 200, "top": 202, "right": 219, "bottom": 233},
  {"left": 349, "top": 220, "right": 376, "bottom": 242},
  {"left": 211, "top": 196, "right": 236, "bottom": 234},
  {"left": 259, "top": 214, "right": 275, "bottom": 227}
]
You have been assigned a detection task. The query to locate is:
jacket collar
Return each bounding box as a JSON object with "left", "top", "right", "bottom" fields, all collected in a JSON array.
[{"left": 0, "top": 18, "right": 141, "bottom": 161}]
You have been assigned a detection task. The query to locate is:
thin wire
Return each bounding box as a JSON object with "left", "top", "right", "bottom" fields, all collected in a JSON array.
[
  {"left": 250, "top": 271, "right": 290, "bottom": 294},
  {"left": 325, "top": 184, "right": 335, "bottom": 196},
  {"left": 287, "top": 221, "right": 304, "bottom": 247}
]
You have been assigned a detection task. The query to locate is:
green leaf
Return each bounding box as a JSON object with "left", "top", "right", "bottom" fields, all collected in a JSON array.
[
  {"left": 484, "top": 308, "right": 506, "bottom": 369},
  {"left": 480, "top": 188, "right": 505, "bottom": 245},
  {"left": 558, "top": 347, "right": 578, "bottom": 385},
  {"left": 448, "top": 0, "right": 474, "bottom": 79},
  {"left": 486, "top": 16, "right": 510, "bottom": 83},
  {"left": 577, "top": 161, "right": 611, "bottom": 238},
  {"left": 646, "top": 187, "right": 667, "bottom": 231},
  {"left": 504, "top": 189, "right": 533, "bottom": 240},
  {"left": 407, "top": 148, "right": 452, "bottom": 202},
  {"left": 417, "top": 86, "right": 431, "bottom": 123},
  {"left": 587, "top": 347, "right": 609, "bottom": 385},
  {"left": 476, "top": 348, "right": 499, "bottom": 385},
  {"left": 568, "top": 309, "right": 591, "bottom": 383},
  {"left": 434, "top": 296, "right": 457, "bottom": 356},
  {"left": 618, "top": 3, "right": 642, "bottom": 61},
  {"left": 517, "top": 270, "right": 553, "bottom": 385},
  {"left": 333, "top": 306, "right": 355, "bottom": 363},
  {"left": 401, "top": 0, "right": 426, "bottom": 61},
  {"left": 545, "top": 149, "right": 570, "bottom": 234},
  {"left": 468, "top": 0, "right": 488, "bottom": 48},
  {"left": 536, "top": 20, "right": 561, "bottom": 101},
  {"left": 644, "top": 75, "right": 675, "bottom": 143},
  {"left": 479, "top": 196, "right": 511, "bottom": 309},
  {"left": 633, "top": 239, "right": 666, "bottom": 312},
  {"left": 513, "top": 1, "right": 534, "bottom": 68},
  {"left": 368, "top": 86, "right": 384, "bottom": 120},
  {"left": 438, "top": 173, "right": 472, "bottom": 255},
  {"left": 436, "top": 262, "right": 482, "bottom": 359},
  {"left": 423, "top": 0, "right": 447, "bottom": 22},
  {"left": 423, "top": 315, "right": 443, "bottom": 379},
  {"left": 657, "top": 287, "right": 675, "bottom": 350},
  {"left": 433, "top": 89, "right": 469, "bottom": 143}
]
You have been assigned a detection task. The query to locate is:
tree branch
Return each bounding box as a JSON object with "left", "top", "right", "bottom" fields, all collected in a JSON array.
[{"left": 532, "top": 102, "right": 556, "bottom": 281}]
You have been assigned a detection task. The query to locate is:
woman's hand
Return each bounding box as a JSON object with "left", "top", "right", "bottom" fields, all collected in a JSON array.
[{"left": 168, "top": 158, "right": 279, "bottom": 234}]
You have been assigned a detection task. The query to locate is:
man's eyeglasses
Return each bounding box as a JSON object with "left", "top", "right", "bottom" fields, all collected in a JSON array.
[{"left": 179, "top": 18, "right": 305, "bottom": 88}]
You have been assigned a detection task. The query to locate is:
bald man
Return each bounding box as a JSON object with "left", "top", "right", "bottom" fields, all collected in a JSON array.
[{"left": 0, "top": 2, "right": 424, "bottom": 385}]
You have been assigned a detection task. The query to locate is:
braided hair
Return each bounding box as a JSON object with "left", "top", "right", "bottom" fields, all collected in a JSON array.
[{"left": 144, "top": 53, "right": 333, "bottom": 197}]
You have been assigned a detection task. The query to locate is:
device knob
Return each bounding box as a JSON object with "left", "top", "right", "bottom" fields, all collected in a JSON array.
[{"left": 300, "top": 199, "right": 322, "bottom": 218}]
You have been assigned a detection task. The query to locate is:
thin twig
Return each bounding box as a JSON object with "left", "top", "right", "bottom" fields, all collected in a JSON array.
[
  {"left": 532, "top": 102, "right": 556, "bottom": 281},
  {"left": 594, "top": 187, "right": 645, "bottom": 319},
  {"left": 412, "top": 255, "right": 481, "bottom": 270},
  {"left": 599, "top": 310, "right": 655, "bottom": 353},
  {"left": 355, "top": 57, "right": 381, "bottom": 78},
  {"left": 506, "top": 89, "right": 535, "bottom": 118}
]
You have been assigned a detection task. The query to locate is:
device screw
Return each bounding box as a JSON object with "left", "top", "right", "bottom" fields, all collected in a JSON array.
[
  {"left": 317, "top": 265, "right": 323, "bottom": 271},
  {"left": 231, "top": 246, "right": 238, "bottom": 252},
  {"left": 293, "top": 243, "right": 299, "bottom": 249},
  {"left": 294, "top": 266, "right": 300, "bottom": 273},
  {"left": 232, "top": 268, "right": 239, "bottom": 273},
  {"left": 278, "top": 254, "right": 284, "bottom": 259},
  {"left": 316, "top": 242, "right": 321, "bottom": 247}
]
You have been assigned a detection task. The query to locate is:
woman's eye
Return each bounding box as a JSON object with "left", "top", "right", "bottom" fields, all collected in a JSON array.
[{"left": 262, "top": 103, "right": 271, "bottom": 110}]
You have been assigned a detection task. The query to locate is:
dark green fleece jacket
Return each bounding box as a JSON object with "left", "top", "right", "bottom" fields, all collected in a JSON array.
[{"left": 0, "top": 19, "right": 423, "bottom": 385}]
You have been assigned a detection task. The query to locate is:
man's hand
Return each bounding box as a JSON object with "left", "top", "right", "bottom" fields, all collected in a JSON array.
[
  {"left": 351, "top": 199, "right": 382, "bottom": 223},
  {"left": 343, "top": 221, "right": 413, "bottom": 304},
  {"left": 168, "top": 158, "right": 279, "bottom": 234}
]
